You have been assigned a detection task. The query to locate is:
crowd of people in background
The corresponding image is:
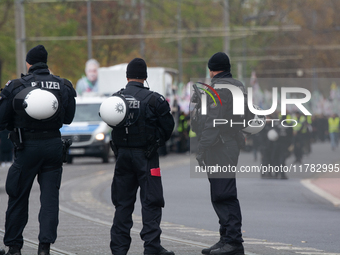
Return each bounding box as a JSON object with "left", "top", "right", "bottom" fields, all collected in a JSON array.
[{"left": 247, "top": 112, "right": 339, "bottom": 179}]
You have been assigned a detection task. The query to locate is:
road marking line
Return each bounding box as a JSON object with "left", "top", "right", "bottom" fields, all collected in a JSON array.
[
  {"left": 296, "top": 253, "right": 340, "bottom": 255},
  {"left": 60, "top": 171, "right": 261, "bottom": 254},
  {"left": 0, "top": 229, "right": 76, "bottom": 255},
  {"left": 246, "top": 242, "right": 291, "bottom": 245},
  {"left": 60, "top": 169, "right": 335, "bottom": 255},
  {"left": 59, "top": 205, "right": 215, "bottom": 249},
  {"left": 267, "top": 246, "right": 322, "bottom": 251},
  {"left": 195, "top": 233, "right": 221, "bottom": 236}
]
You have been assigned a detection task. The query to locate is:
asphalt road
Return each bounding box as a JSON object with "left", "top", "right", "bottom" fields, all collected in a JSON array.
[{"left": 0, "top": 141, "right": 339, "bottom": 255}]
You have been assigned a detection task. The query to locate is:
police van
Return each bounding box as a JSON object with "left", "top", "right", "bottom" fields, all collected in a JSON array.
[{"left": 60, "top": 96, "right": 112, "bottom": 163}]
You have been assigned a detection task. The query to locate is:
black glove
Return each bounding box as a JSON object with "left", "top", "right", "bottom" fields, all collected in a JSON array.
[
  {"left": 62, "top": 139, "right": 72, "bottom": 163},
  {"left": 8, "top": 130, "right": 24, "bottom": 151},
  {"left": 196, "top": 147, "right": 206, "bottom": 167}
]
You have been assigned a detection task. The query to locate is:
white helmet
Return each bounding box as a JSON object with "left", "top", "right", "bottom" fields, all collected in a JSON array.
[
  {"left": 13, "top": 87, "right": 59, "bottom": 120},
  {"left": 267, "top": 129, "right": 279, "bottom": 141},
  {"left": 99, "top": 94, "right": 128, "bottom": 127},
  {"left": 242, "top": 105, "right": 266, "bottom": 135}
]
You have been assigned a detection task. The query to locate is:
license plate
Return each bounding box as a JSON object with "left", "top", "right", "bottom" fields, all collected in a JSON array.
[{"left": 69, "top": 148, "right": 85, "bottom": 155}]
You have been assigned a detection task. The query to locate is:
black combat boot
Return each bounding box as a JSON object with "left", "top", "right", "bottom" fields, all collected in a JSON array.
[
  {"left": 5, "top": 246, "right": 21, "bottom": 255},
  {"left": 210, "top": 243, "right": 244, "bottom": 255},
  {"left": 201, "top": 238, "right": 225, "bottom": 254},
  {"left": 144, "top": 246, "right": 175, "bottom": 255},
  {"left": 38, "top": 243, "right": 50, "bottom": 255}
]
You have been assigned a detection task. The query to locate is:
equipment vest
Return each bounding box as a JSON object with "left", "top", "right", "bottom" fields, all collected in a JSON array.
[
  {"left": 292, "top": 115, "right": 308, "bottom": 133},
  {"left": 177, "top": 114, "right": 188, "bottom": 133},
  {"left": 13, "top": 73, "right": 64, "bottom": 130},
  {"left": 328, "top": 117, "right": 340, "bottom": 133},
  {"left": 111, "top": 87, "right": 158, "bottom": 148}
]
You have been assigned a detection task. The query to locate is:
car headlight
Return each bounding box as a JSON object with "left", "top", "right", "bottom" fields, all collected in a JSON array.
[{"left": 95, "top": 133, "right": 105, "bottom": 141}]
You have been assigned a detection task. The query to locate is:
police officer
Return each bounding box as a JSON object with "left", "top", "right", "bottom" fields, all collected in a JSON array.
[
  {"left": 259, "top": 119, "right": 274, "bottom": 179},
  {"left": 328, "top": 113, "right": 339, "bottom": 150},
  {"left": 0, "top": 45, "right": 76, "bottom": 255},
  {"left": 292, "top": 111, "right": 306, "bottom": 164},
  {"left": 195, "top": 52, "right": 245, "bottom": 255},
  {"left": 109, "top": 58, "right": 175, "bottom": 255},
  {"left": 274, "top": 115, "right": 293, "bottom": 179}
]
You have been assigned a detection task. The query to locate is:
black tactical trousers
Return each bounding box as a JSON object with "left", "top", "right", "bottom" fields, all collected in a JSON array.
[
  {"left": 294, "top": 134, "right": 303, "bottom": 163},
  {"left": 110, "top": 148, "right": 164, "bottom": 255},
  {"left": 205, "top": 138, "right": 243, "bottom": 245},
  {"left": 4, "top": 138, "right": 63, "bottom": 249}
]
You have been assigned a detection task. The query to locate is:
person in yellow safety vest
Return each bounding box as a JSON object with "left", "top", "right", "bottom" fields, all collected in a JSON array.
[
  {"left": 177, "top": 113, "right": 188, "bottom": 133},
  {"left": 293, "top": 115, "right": 308, "bottom": 134},
  {"left": 328, "top": 114, "right": 340, "bottom": 150},
  {"left": 307, "top": 115, "right": 312, "bottom": 125},
  {"left": 177, "top": 112, "right": 189, "bottom": 152},
  {"left": 305, "top": 115, "right": 312, "bottom": 154}
]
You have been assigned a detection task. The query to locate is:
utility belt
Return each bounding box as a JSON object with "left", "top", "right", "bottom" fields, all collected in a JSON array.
[
  {"left": 22, "top": 129, "right": 61, "bottom": 140},
  {"left": 8, "top": 128, "right": 61, "bottom": 151},
  {"left": 110, "top": 137, "right": 161, "bottom": 159},
  {"left": 9, "top": 128, "right": 71, "bottom": 163}
]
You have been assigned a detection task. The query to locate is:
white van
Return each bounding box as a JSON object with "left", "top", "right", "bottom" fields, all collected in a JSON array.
[
  {"left": 98, "top": 63, "right": 178, "bottom": 111},
  {"left": 60, "top": 96, "right": 112, "bottom": 163}
]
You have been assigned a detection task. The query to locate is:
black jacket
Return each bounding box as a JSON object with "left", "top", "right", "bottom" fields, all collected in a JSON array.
[
  {"left": 197, "top": 71, "right": 246, "bottom": 150},
  {"left": 112, "top": 81, "right": 174, "bottom": 147},
  {"left": 0, "top": 63, "right": 76, "bottom": 131}
]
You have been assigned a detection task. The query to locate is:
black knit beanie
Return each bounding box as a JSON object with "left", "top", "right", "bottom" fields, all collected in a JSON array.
[
  {"left": 126, "top": 58, "right": 148, "bottom": 79},
  {"left": 208, "top": 52, "right": 230, "bottom": 72},
  {"left": 26, "top": 45, "right": 48, "bottom": 65}
]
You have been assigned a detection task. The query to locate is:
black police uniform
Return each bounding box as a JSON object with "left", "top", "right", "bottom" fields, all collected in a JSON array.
[
  {"left": 0, "top": 62, "right": 76, "bottom": 251},
  {"left": 259, "top": 123, "right": 274, "bottom": 178},
  {"left": 195, "top": 71, "right": 244, "bottom": 253},
  {"left": 271, "top": 117, "right": 293, "bottom": 179},
  {"left": 110, "top": 81, "right": 174, "bottom": 255}
]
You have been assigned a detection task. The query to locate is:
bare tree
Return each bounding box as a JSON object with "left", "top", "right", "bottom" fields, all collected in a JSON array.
[{"left": 0, "top": 0, "right": 14, "bottom": 86}]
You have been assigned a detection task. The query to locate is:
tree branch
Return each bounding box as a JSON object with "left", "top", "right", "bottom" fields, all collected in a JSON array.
[{"left": 0, "top": 0, "right": 13, "bottom": 30}]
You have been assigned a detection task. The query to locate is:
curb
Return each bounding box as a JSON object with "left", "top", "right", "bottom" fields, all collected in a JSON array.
[{"left": 301, "top": 179, "right": 340, "bottom": 207}]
